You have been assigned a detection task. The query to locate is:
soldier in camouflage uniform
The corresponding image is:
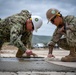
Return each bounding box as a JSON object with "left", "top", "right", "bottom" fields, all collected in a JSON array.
[
  {"left": 46, "top": 8, "right": 76, "bottom": 62},
  {"left": 0, "top": 10, "right": 43, "bottom": 58}
]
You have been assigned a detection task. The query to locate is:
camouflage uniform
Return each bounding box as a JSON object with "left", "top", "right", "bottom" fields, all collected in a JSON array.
[
  {"left": 50, "top": 15, "right": 76, "bottom": 50},
  {"left": 0, "top": 10, "right": 32, "bottom": 57}
]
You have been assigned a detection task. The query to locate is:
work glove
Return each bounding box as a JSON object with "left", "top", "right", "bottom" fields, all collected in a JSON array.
[
  {"left": 47, "top": 54, "right": 55, "bottom": 58},
  {"left": 44, "top": 54, "right": 55, "bottom": 61}
]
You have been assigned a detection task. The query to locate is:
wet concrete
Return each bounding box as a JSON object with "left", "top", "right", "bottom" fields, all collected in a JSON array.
[{"left": 0, "top": 57, "right": 76, "bottom": 72}]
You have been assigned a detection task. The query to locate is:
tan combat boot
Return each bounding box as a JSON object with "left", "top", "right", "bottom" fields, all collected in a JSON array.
[{"left": 61, "top": 47, "right": 76, "bottom": 62}]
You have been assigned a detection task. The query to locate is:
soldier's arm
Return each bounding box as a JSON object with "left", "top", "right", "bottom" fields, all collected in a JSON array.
[
  {"left": 48, "top": 28, "right": 63, "bottom": 54},
  {"left": 50, "top": 28, "right": 63, "bottom": 45},
  {"left": 10, "top": 24, "right": 26, "bottom": 52}
]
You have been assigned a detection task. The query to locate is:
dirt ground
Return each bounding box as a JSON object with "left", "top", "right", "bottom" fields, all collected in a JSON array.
[
  {"left": 0, "top": 43, "right": 69, "bottom": 58},
  {"left": 0, "top": 44, "right": 48, "bottom": 57}
]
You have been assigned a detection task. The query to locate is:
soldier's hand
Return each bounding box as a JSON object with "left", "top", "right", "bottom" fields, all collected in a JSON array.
[
  {"left": 26, "top": 50, "right": 32, "bottom": 56},
  {"left": 22, "top": 50, "right": 33, "bottom": 57},
  {"left": 26, "top": 50, "right": 38, "bottom": 57}
]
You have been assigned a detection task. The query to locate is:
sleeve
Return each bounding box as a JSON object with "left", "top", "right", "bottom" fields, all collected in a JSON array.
[
  {"left": 10, "top": 24, "right": 26, "bottom": 52},
  {"left": 49, "top": 28, "right": 63, "bottom": 46}
]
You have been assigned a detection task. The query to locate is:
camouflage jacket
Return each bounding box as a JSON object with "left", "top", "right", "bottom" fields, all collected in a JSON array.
[
  {"left": 50, "top": 15, "right": 76, "bottom": 47},
  {"left": 0, "top": 10, "right": 32, "bottom": 51}
]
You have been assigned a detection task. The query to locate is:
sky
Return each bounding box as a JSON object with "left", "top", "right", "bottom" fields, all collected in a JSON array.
[{"left": 0, "top": 0, "right": 76, "bottom": 36}]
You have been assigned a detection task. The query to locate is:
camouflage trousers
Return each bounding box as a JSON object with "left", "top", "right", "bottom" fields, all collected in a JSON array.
[{"left": 57, "top": 38, "right": 76, "bottom": 50}]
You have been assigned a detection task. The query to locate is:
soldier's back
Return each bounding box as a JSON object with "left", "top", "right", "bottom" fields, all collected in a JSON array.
[{"left": 64, "top": 15, "right": 76, "bottom": 47}]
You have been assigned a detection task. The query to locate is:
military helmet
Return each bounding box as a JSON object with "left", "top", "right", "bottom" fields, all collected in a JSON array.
[
  {"left": 31, "top": 16, "right": 43, "bottom": 32},
  {"left": 46, "top": 8, "right": 60, "bottom": 23}
]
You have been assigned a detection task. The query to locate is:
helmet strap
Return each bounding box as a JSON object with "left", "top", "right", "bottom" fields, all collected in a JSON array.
[{"left": 30, "top": 18, "right": 32, "bottom": 20}]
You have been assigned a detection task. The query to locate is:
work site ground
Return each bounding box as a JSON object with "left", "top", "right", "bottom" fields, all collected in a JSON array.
[{"left": 0, "top": 44, "right": 76, "bottom": 75}]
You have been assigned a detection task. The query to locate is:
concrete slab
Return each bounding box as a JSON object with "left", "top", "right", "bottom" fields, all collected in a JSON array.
[
  {"left": 0, "top": 57, "right": 76, "bottom": 72},
  {"left": 47, "top": 60, "right": 76, "bottom": 68},
  {"left": 45, "top": 57, "right": 76, "bottom": 68},
  {"left": 0, "top": 48, "right": 76, "bottom": 70}
]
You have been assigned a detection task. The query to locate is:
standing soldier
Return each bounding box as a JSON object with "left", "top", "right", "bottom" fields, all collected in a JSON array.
[
  {"left": 0, "top": 10, "right": 43, "bottom": 58},
  {"left": 46, "top": 8, "right": 76, "bottom": 62}
]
